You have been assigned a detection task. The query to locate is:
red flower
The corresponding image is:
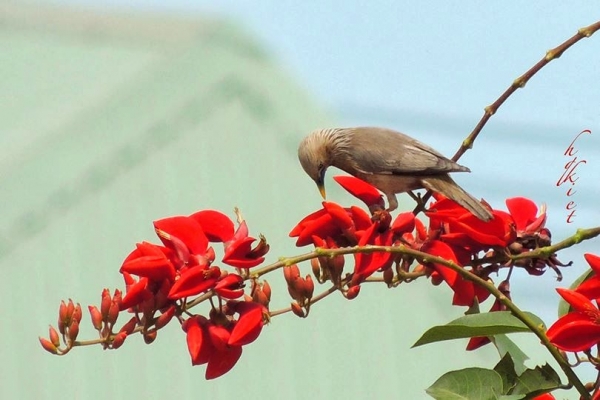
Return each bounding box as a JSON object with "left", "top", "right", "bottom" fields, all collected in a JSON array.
[
  {"left": 222, "top": 220, "right": 269, "bottom": 268},
  {"left": 546, "top": 288, "right": 600, "bottom": 352},
  {"left": 421, "top": 240, "right": 489, "bottom": 307},
  {"left": 190, "top": 210, "right": 235, "bottom": 242},
  {"left": 182, "top": 301, "right": 265, "bottom": 379},
  {"left": 333, "top": 175, "right": 385, "bottom": 209},
  {"left": 120, "top": 242, "right": 177, "bottom": 282},
  {"left": 168, "top": 266, "right": 221, "bottom": 300},
  {"left": 505, "top": 197, "right": 547, "bottom": 235},
  {"left": 289, "top": 201, "right": 371, "bottom": 247}
]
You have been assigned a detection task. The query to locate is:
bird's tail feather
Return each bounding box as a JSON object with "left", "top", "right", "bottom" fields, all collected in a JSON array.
[{"left": 422, "top": 175, "right": 493, "bottom": 222}]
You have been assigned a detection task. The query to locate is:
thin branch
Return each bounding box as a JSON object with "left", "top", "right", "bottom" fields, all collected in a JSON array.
[{"left": 418, "top": 20, "right": 600, "bottom": 212}]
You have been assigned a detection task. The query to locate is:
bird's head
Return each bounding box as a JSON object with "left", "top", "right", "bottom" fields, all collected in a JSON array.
[{"left": 298, "top": 129, "right": 333, "bottom": 199}]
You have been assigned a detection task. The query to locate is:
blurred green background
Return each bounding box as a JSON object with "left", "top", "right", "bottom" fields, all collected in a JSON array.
[{"left": 1, "top": 2, "right": 598, "bottom": 399}]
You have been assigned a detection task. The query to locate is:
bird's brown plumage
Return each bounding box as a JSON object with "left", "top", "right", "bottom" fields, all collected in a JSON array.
[{"left": 297, "top": 127, "right": 492, "bottom": 221}]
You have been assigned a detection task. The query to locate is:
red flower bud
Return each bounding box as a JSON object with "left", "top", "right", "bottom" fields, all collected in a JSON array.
[
  {"left": 302, "top": 275, "right": 315, "bottom": 300},
  {"left": 101, "top": 289, "right": 111, "bottom": 321},
  {"left": 119, "top": 317, "right": 138, "bottom": 335},
  {"left": 39, "top": 337, "right": 58, "bottom": 355},
  {"left": 311, "top": 258, "right": 322, "bottom": 281},
  {"left": 88, "top": 306, "right": 103, "bottom": 331},
  {"left": 155, "top": 306, "right": 176, "bottom": 330},
  {"left": 112, "top": 332, "right": 127, "bottom": 349},
  {"left": 262, "top": 280, "right": 271, "bottom": 301},
  {"left": 108, "top": 300, "right": 120, "bottom": 327},
  {"left": 48, "top": 325, "right": 60, "bottom": 348},
  {"left": 58, "top": 300, "right": 68, "bottom": 335},
  {"left": 68, "top": 319, "right": 80, "bottom": 342},
  {"left": 383, "top": 267, "right": 394, "bottom": 286},
  {"left": 290, "top": 302, "right": 305, "bottom": 317},
  {"left": 143, "top": 330, "right": 157, "bottom": 344},
  {"left": 72, "top": 303, "right": 82, "bottom": 324},
  {"left": 346, "top": 285, "right": 360, "bottom": 300}
]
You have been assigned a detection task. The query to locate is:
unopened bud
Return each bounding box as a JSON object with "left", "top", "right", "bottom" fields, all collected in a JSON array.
[
  {"left": 112, "top": 332, "right": 127, "bottom": 349},
  {"left": 311, "top": 258, "right": 322, "bottom": 281},
  {"left": 108, "top": 300, "right": 120, "bottom": 326},
  {"left": 119, "top": 317, "right": 138, "bottom": 335},
  {"left": 508, "top": 242, "right": 523, "bottom": 255},
  {"left": 88, "top": 305, "right": 103, "bottom": 331},
  {"left": 155, "top": 306, "right": 175, "bottom": 329},
  {"left": 346, "top": 285, "right": 360, "bottom": 300},
  {"left": 383, "top": 267, "right": 394, "bottom": 286},
  {"left": 283, "top": 265, "right": 300, "bottom": 284},
  {"left": 144, "top": 330, "right": 157, "bottom": 344},
  {"left": 48, "top": 325, "right": 60, "bottom": 347},
  {"left": 262, "top": 280, "right": 271, "bottom": 300},
  {"left": 302, "top": 275, "right": 315, "bottom": 300},
  {"left": 290, "top": 302, "right": 305, "bottom": 318},
  {"left": 498, "top": 280, "right": 511, "bottom": 298},
  {"left": 68, "top": 319, "right": 80, "bottom": 342},
  {"left": 431, "top": 273, "right": 443, "bottom": 286},
  {"left": 72, "top": 303, "right": 82, "bottom": 324},
  {"left": 58, "top": 300, "right": 68, "bottom": 335},
  {"left": 39, "top": 337, "right": 58, "bottom": 354},
  {"left": 101, "top": 289, "right": 111, "bottom": 320}
]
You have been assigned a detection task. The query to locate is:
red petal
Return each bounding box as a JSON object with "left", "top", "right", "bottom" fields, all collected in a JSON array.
[
  {"left": 547, "top": 313, "right": 600, "bottom": 352},
  {"left": 229, "top": 302, "right": 264, "bottom": 346},
  {"left": 289, "top": 209, "right": 328, "bottom": 237},
  {"left": 295, "top": 213, "right": 339, "bottom": 247},
  {"left": 120, "top": 256, "right": 176, "bottom": 282},
  {"left": 333, "top": 175, "right": 383, "bottom": 207},
  {"left": 353, "top": 224, "right": 393, "bottom": 280},
  {"left": 190, "top": 210, "right": 235, "bottom": 242},
  {"left": 120, "top": 278, "right": 151, "bottom": 310},
  {"left": 205, "top": 345, "right": 243, "bottom": 380},
  {"left": 466, "top": 336, "right": 491, "bottom": 351},
  {"left": 556, "top": 288, "right": 598, "bottom": 313},
  {"left": 323, "top": 201, "right": 353, "bottom": 230},
  {"left": 214, "top": 274, "right": 245, "bottom": 299},
  {"left": 168, "top": 268, "right": 218, "bottom": 299},
  {"left": 585, "top": 253, "right": 600, "bottom": 275},
  {"left": 153, "top": 216, "right": 208, "bottom": 255},
  {"left": 506, "top": 197, "right": 537, "bottom": 231},
  {"left": 185, "top": 317, "right": 203, "bottom": 364},
  {"left": 575, "top": 277, "right": 600, "bottom": 300},
  {"left": 447, "top": 212, "right": 513, "bottom": 247},
  {"left": 222, "top": 237, "right": 265, "bottom": 269},
  {"left": 349, "top": 206, "right": 373, "bottom": 230},
  {"left": 391, "top": 212, "right": 415, "bottom": 234},
  {"left": 232, "top": 220, "right": 249, "bottom": 242},
  {"left": 207, "top": 324, "right": 231, "bottom": 352}
]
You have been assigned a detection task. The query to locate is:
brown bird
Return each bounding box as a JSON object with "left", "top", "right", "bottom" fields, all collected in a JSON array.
[{"left": 297, "top": 127, "right": 492, "bottom": 221}]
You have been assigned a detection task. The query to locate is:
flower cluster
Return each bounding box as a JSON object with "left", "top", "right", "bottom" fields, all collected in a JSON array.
[
  {"left": 289, "top": 175, "right": 566, "bottom": 312},
  {"left": 40, "top": 210, "right": 270, "bottom": 379}
]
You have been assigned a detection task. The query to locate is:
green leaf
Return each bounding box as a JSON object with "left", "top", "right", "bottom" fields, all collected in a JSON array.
[
  {"left": 496, "top": 396, "right": 526, "bottom": 400},
  {"left": 491, "top": 334, "right": 529, "bottom": 375},
  {"left": 426, "top": 368, "right": 504, "bottom": 400},
  {"left": 558, "top": 268, "right": 594, "bottom": 317},
  {"left": 494, "top": 353, "right": 517, "bottom": 394},
  {"left": 510, "top": 364, "right": 561, "bottom": 396},
  {"left": 413, "top": 312, "right": 545, "bottom": 348}
]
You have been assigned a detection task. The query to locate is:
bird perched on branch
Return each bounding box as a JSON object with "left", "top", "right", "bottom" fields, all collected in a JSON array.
[{"left": 297, "top": 127, "right": 492, "bottom": 221}]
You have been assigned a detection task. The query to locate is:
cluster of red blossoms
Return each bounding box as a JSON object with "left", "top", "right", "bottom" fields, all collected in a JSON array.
[
  {"left": 289, "top": 175, "right": 564, "bottom": 310},
  {"left": 41, "top": 210, "right": 271, "bottom": 379},
  {"left": 41, "top": 174, "right": 576, "bottom": 381}
]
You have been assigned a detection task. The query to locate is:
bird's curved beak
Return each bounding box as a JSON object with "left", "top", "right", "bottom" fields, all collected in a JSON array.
[{"left": 317, "top": 182, "right": 327, "bottom": 199}]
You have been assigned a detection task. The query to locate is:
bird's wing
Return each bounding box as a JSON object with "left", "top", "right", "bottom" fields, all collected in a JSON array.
[{"left": 347, "top": 127, "right": 470, "bottom": 176}]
